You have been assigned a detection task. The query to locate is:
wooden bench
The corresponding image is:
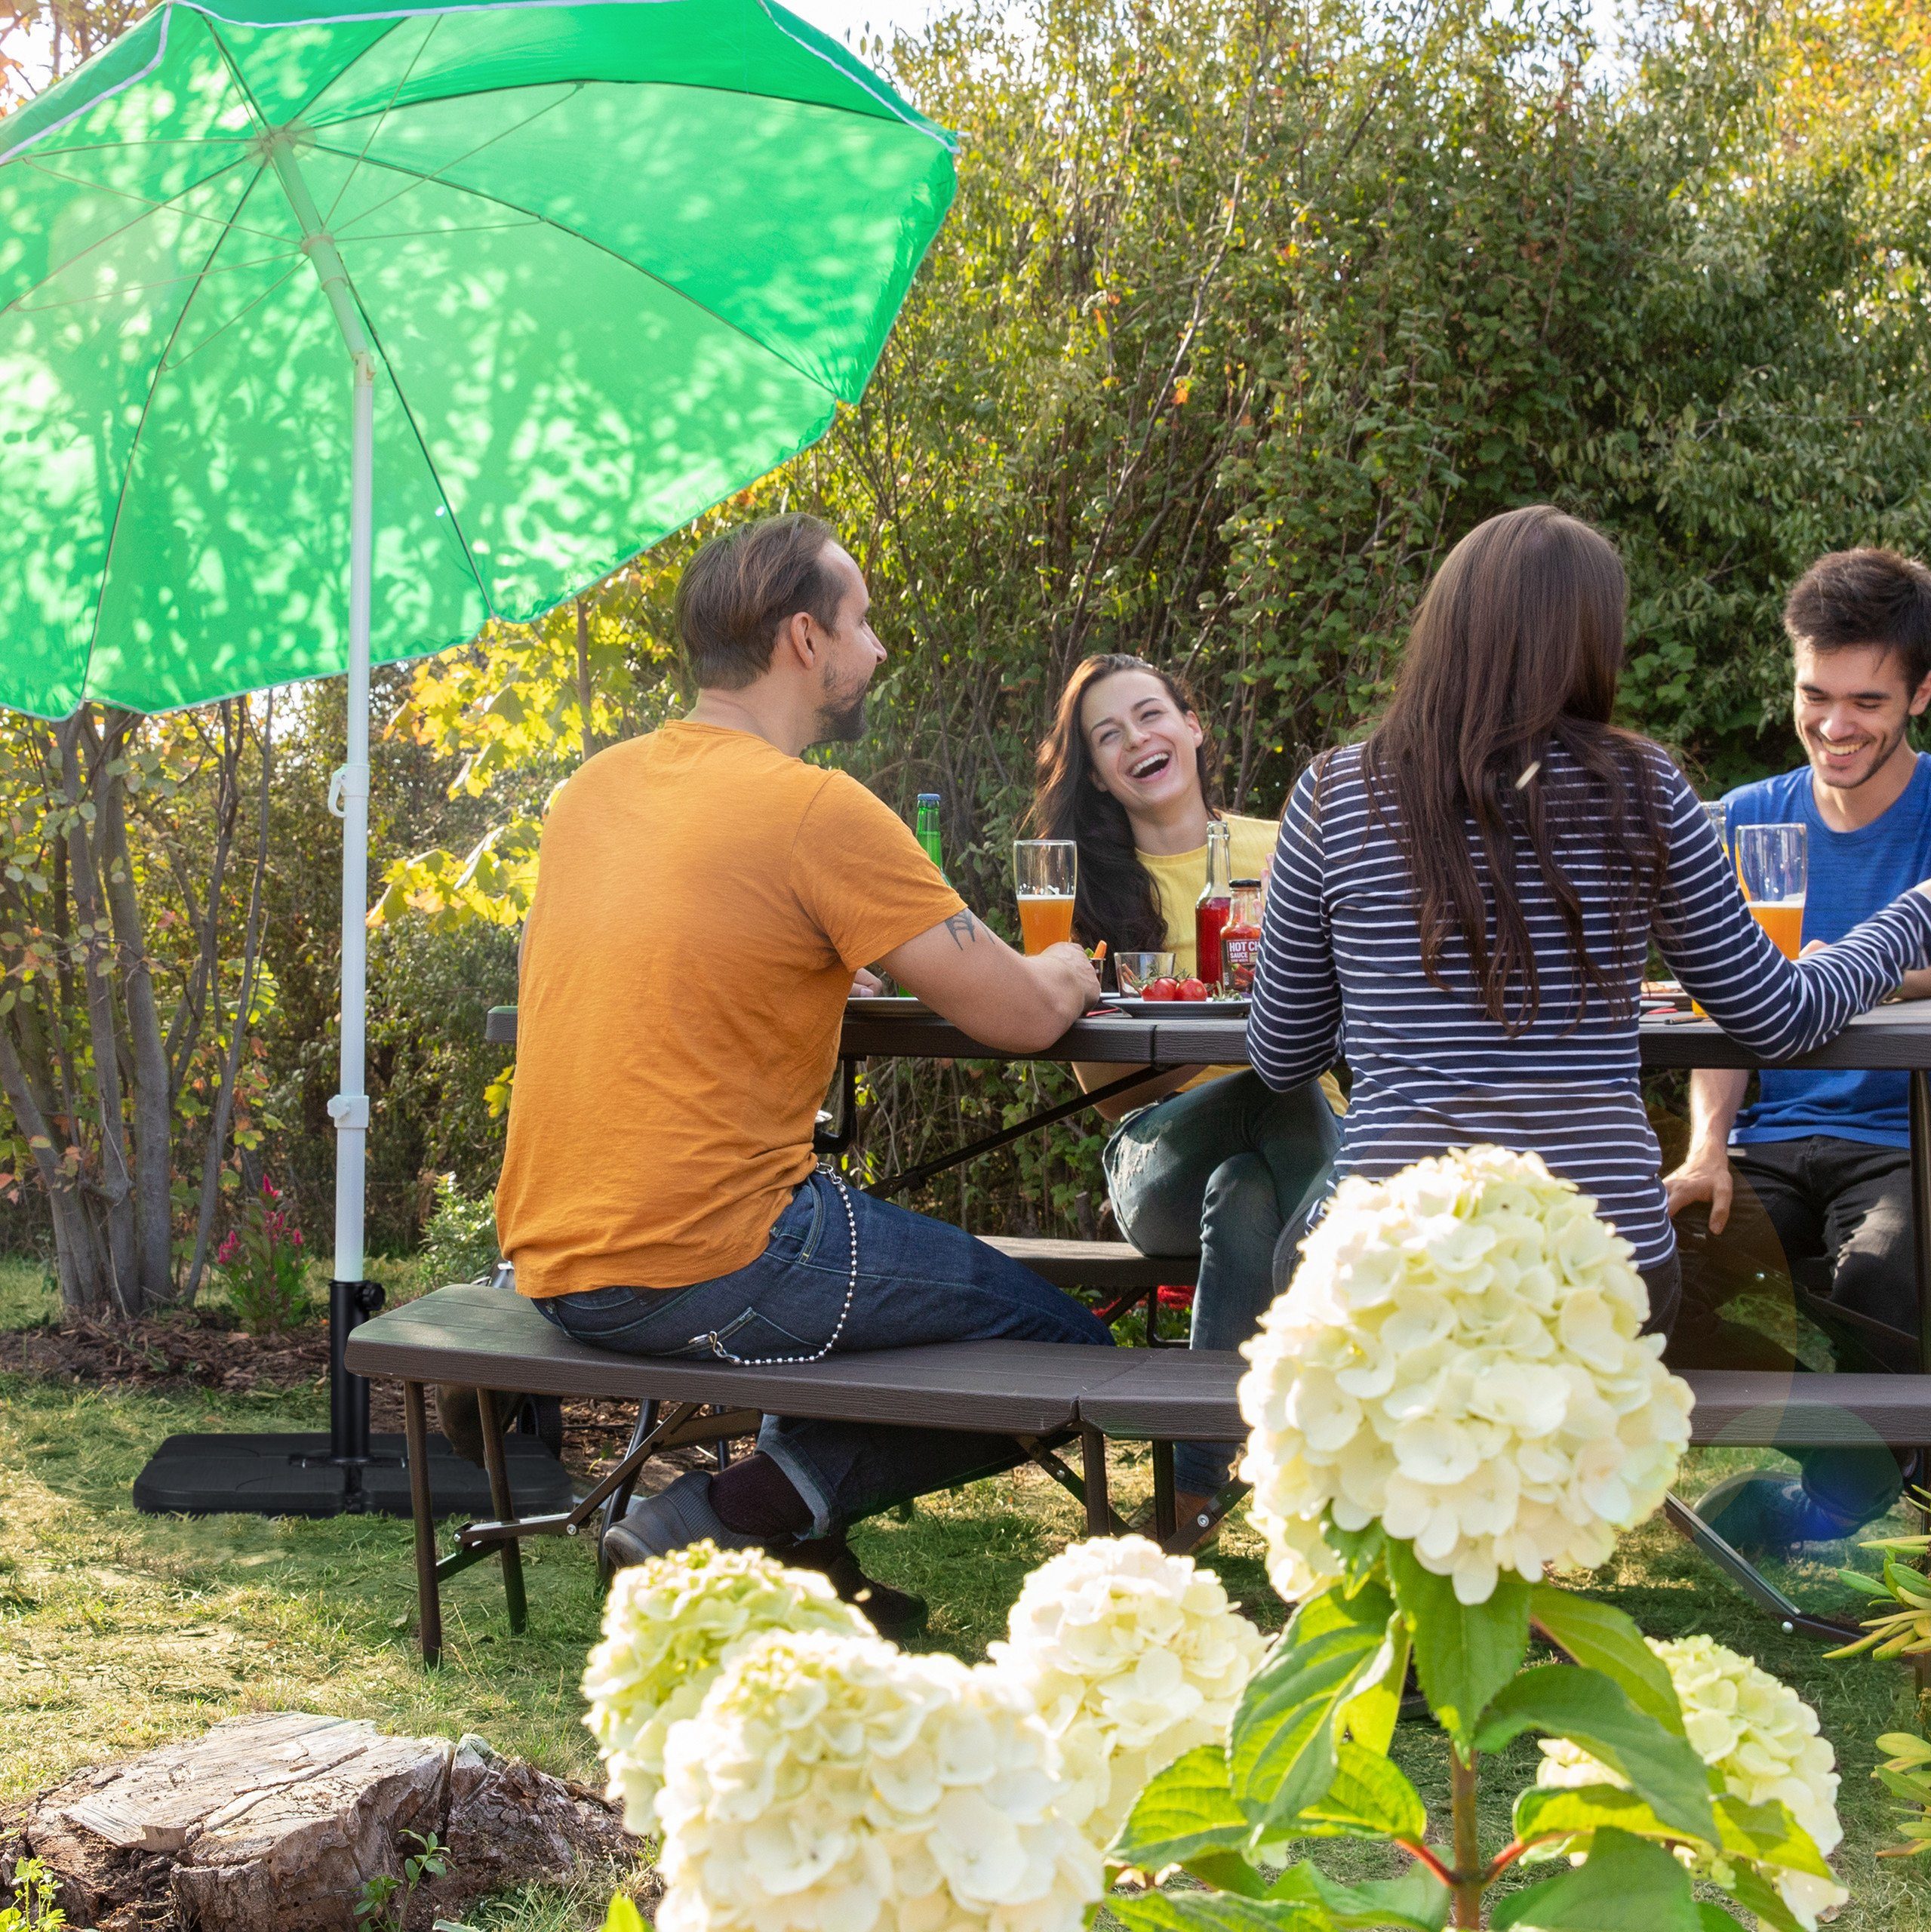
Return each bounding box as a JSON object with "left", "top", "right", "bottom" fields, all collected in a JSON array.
[{"left": 349, "top": 1284, "right": 1931, "bottom": 1660}]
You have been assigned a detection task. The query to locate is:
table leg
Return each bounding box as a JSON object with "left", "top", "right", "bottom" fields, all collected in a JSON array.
[
  {"left": 1081, "top": 1429, "right": 1112, "bottom": 1537},
  {"left": 475, "top": 1388, "right": 527, "bottom": 1635},
  {"left": 1152, "top": 1441, "right": 1177, "bottom": 1545},
  {"left": 402, "top": 1380, "right": 441, "bottom": 1667},
  {"left": 1916, "top": 1072, "right": 1931, "bottom": 1692}
]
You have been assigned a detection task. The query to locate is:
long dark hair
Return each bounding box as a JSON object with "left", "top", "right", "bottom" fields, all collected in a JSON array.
[
  {"left": 1029, "top": 654, "right": 1218, "bottom": 951},
  {"left": 1354, "top": 505, "right": 1669, "bottom": 1032}
]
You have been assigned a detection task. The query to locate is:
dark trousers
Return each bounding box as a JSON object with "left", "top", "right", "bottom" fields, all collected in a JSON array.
[{"left": 1672, "top": 1134, "right": 1919, "bottom": 1521}]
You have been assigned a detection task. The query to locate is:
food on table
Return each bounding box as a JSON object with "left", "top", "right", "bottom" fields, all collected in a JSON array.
[
  {"left": 1143, "top": 977, "right": 1179, "bottom": 1001},
  {"left": 1221, "top": 878, "right": 1263, "bottom": 995},
  {"left": 1177, "top": 977, "right": 1209, "bottom": 1001}
]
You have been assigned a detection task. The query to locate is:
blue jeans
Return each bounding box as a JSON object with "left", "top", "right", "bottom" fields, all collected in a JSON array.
[
  {"left": 1104, "top": 1070, "right": 1339, "bottom": 1494},
  {"left": 536, "top": 1169, "right": 1112, "bottom": 1534}
]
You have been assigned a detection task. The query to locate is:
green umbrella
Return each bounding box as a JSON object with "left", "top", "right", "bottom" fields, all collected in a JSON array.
[{"left": 0, "top": 0, "right": 953, "bottom": 1503}]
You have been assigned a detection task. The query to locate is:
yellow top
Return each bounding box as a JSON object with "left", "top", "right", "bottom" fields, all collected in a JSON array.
[
  {"left": 1134, "top": 811, "right": 1342, "bottom": 1111},
  {"left": 1135, "top": 813, "right": 1280, "bottom": 977},
  {"left": 497, "top": 721, "right": 964, "bottom": 1296}
]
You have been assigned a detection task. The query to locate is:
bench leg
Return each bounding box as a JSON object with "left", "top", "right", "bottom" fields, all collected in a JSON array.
[
  {"left": 1080, "top": 1429, "right": 1112, "bottom": 1537},
  {"left": 475, "top": 1388, "right": 528, "bottom": 1635},
  {"left": 600, "top": 1399, "right": 659, "bottom": 1583},
  {"left": 402, "top": 1380, "right": 442, "bottom": 1667},
  {"left": 1152, "top": 1440, "right": 1177, "bottom": 1545}
]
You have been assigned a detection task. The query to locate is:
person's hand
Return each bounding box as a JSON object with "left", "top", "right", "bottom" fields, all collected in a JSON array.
[
  {"left": 1663, "top": 1142, "right": 1734, "bottom": 1233},
  {"left": 850, "top": 967, "right": 885, "bottom": 996},
  {"left": 1037, "top": 940, "right": 1102, "bottom": 1014}
]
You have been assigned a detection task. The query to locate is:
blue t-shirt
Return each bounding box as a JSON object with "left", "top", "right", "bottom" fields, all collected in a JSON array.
[{"left": 1724, "top": 754, "right": 1931, "bottom": 1149}]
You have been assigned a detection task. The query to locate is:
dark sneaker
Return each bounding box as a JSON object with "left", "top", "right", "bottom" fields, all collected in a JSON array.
[
  {"left": 1693, "top": 1471, "right": 1862, "bottom": 1554},
  {"left": 776, "top": 1534, "right": 929, "bottom": 1640},
  {"left": 601, "top": 1471, "right": 764, "bottom": 1571}
]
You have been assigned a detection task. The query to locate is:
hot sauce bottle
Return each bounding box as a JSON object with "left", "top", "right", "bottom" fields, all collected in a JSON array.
[
  {"left": 1221, "top": 877, "right": 1264, "bottom": 995},
  {"left": 1194, "top": 820, "right": 1231, "bottom": 989}
]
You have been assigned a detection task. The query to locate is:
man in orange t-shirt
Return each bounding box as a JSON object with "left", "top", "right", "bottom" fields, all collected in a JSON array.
[{"left": 497, "top": 513, "right": 1106, "bottom": 1628}]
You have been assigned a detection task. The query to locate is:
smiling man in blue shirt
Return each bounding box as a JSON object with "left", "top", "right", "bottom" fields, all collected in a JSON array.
[{"left": 1668, "top": 546, "right": 1931, "bottom": 1545}]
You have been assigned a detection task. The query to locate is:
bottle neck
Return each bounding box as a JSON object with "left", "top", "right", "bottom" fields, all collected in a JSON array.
[{"left": 1200, "top": 822, "right": 1231, "bottom": 898}]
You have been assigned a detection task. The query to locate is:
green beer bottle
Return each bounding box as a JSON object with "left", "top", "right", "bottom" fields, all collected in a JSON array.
[{"left": 916, "top": 792, "right": 943, "bottom": 872}]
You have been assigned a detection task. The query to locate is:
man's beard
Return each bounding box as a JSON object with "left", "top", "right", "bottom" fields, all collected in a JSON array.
[
  {"left": 1809, "top": 714, "right": 1908, "bottom": 789},
  {"left": 816, "top": 669, "right": 870, "bottom": 744}
]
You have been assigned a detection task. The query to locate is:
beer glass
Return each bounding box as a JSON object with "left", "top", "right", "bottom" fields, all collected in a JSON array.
[
  {"left": 1735, "top": 823, "right": 1806, "bottom": 959},
  {"left": 1013, "top": 840, "right": 1077, "bottom": 954}
]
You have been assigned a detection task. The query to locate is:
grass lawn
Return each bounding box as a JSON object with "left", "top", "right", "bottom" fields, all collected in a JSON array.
[{"left": 2, "top": 1260, "right": 1926, "bottom": 1929}]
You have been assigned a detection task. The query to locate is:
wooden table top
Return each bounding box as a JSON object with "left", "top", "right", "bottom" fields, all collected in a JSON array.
[{"left": 485, "top": 1001, "right": 1931, "bottom": 1070}]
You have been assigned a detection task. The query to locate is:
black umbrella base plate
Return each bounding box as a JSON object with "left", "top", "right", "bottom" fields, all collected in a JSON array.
[{"left": 133, "top": 1431, "right": 577, "bottom": 1520}]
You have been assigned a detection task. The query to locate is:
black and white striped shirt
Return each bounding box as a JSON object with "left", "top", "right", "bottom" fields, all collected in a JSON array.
[{"left": 1250, "top": 740, "right": 1931, "bottom": 1269}]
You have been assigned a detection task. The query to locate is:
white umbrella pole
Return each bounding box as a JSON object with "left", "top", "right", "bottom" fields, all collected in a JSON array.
[{"left": 265, "top": 134, "right": 381, "bottom": 1465}]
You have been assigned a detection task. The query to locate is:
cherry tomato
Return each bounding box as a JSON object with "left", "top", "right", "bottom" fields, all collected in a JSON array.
[
  {"left": 1142, "top": 977, "right": 1179, "bottom": 1001},
  {"left": 1178, "top": 977, "right": 1210, "bottom": 1001}
]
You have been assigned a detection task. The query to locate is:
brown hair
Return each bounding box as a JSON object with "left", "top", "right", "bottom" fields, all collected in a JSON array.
[
  {"left": 674, "top": 512, "right": 844, "bottom": 689},
  {"left": 1354, "top": 504, "right": 1669, "bottom": 1032},
  {"left": 1029, "top": 654, "right": 1218, "bottom": 952},
  {"left": 1784, "top": 547, "right": 1931, "bottom": 689}
]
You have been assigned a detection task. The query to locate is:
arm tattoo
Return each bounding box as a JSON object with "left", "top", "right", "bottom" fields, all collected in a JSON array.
[{"left": 942, "top": 909, "right": 978, "bottom": 949}]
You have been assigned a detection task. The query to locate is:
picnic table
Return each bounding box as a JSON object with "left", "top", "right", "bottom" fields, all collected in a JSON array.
[{"left": 459, "top": 999, "right": 1931, "bottom": 1644}]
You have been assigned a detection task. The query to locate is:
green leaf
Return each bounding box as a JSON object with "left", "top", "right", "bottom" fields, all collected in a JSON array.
[
  {"left": 1114, "top": 1746, "right": 1252, "bottom": 1869},
  {"left": 1528, "top": 1587, "right": 1684, "bottom": 1737},
  {"left": 1228, "top": 1583, "right": 1401, "bottom": 1838},
  {"left": 1295, "top": 1743, "right": 1428, "bottom": 1842},
  {"left": 599, "top": 1900, "right": 647, "bottom": 1932},
  {"left": 1492, "top": 1828, "right": 1699, "bottom": 1932},
  {"left": 1338, "top": 1617, "right": 1410, "bottom": 1754},
  {"left": 1386, "top": 1539, "right": 1531, "bottom": 1750},
  {"left": 1696, "top": 1909, "right": 1745, "bottom": 1932},
  {"left": 1714, "top": 1796, "right": 1835, "bottom": 1880},
  {"left": 1512, "top": 1781, "right": 1676, "bottom": 1850},
  {"left": 1720, "top": 1862, "right": 1810, "bottom": 1932},
  {"left": 1110, "top": 1892, "right": 1327, "bottom": 1932},
  {"left": 1270, "top": 1860, "right": 1452, "bottom": 1930},
  {"left": 1474, "top": 1667, "right": 1716, "bottom": 1844}
]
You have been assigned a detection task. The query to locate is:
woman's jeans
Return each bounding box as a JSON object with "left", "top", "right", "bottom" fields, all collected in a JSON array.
[
  {"left": 536, "top": 1169, "right": 1112, "bottom": 1535},
  {"left": 1103, "top": 1070, "right": 1341, "bottom": 1495}
]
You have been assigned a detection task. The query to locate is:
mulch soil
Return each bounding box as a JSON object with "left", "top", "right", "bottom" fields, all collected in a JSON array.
[{"left": 0, "top": 1310, "right": 724, "bottom": 1487}]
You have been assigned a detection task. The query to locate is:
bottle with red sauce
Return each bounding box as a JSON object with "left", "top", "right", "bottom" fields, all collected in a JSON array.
[
  {"left": 1194, "top": 820, "right": 1231, "bottom": 989},
  {"left": 1221, "top": 877, "right": 1264, "bottom": 995}
]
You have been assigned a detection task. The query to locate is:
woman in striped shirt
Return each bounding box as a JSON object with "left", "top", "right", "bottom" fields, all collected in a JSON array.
[{"left": 1250, "top": 505, "right": 1931, "bottom": 1325}]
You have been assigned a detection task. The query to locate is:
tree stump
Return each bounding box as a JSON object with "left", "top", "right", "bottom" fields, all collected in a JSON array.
[{"left": 15, "top": 1712, "right": 632, "bottom": 1930}]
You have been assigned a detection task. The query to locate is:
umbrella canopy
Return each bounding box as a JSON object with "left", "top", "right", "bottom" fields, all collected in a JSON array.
[{"left": 0, "top": 0, "right": 955, "bottom": 718}]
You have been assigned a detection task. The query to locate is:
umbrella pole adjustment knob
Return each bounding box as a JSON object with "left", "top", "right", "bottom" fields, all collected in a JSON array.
[
  {"left": 328, "top": 1092, "right": 371, "bottom": 1131},
  {"left": 327, "top": 761, "right": 370, "bottom": 817}
]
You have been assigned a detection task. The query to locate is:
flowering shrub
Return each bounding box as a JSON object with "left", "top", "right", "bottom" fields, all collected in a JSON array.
[
  {"left": 1238, "top": 1143, "right": 1695, "bottom": 1605},
  {"left": 1536, "top": 1634, "right": 1848, "bottom": 1927},
  {"left": 655, "top": 1628, "right": 1102, "bottom": 1932},
  {"left": 580, "top": 1540, "right": 871, "bottom": 1835},
  {"left": 987, "top": 1536, "right": 1264, "bottom": 1837},
  {"left": 215, "top": 1177, "right": 311, "bottom": 1334}
]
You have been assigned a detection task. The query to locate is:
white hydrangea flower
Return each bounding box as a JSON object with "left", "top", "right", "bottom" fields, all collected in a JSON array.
[
  {"left": 1238, "top": 1145, "right": 1696, "bottom": 1605},
  {"left": 987, "top": 1535, "right": 1266, "bottom": 1839},
  {"left": 656, "top": 1627, "right": 1103, "bottom": 1932},
  {"left": 580, "top": 1539, "right": 872, "bottom": 1834},
  {"left": 1537, "top": 1634, "right": 1848, "bottom": 1929}
]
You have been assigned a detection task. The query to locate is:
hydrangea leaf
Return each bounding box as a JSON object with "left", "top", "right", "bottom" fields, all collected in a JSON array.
[
  {"left": 1112, "top": 1746, "right": 1252, "bottom": 1870},
  {"left": 1386, "top": 1538, "right": 1530, "bottom": 1751},
  {"left": 1270, "top": 1861, "right": 1452, "bottom": 1931},
  {"left": 1720, "top": 1860, "right": 1811, "bottom": 1932},
  {"left": 1228, "top": 1583, "right": 1401, "bottom": 1838},
  {"left": 1109, "top": 1891, "right": 1328, "bottom": 1931},
  {"left": 1512, "top": 1780, "right": 1677, "bottom": 1850},
  {"left": 1697, "top": 1909, "right": 1748, "bottom": 1932},
  {"left": 1528, "top": 1586, "right": 1685, "bottom": 1737},
  {"left": 1476, "top": 1666, "right": 1717, "bottom": 1844},
  {"left": 1714, "top": 1795, "right": 1836, "bottom": 1880},
  {"left": 599, "top": 1900, "right": 647, "bottom": 1932},
  {"left": 1293, "top": 1742, "right": 1428, "bottom": 1842},
  {"left": 1491, "top": 1827, "right": 1700, "bottom": 1932},
  {"left": 1338, "top": 1617, "right": 1410, "bottom": 1754}
]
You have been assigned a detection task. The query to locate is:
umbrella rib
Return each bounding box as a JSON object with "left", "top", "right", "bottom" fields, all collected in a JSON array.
[
  {"left": 79, "top": 169, "right": 265, "bottom": 703},
  {"left": 0, "top": 152, "right": 254, "bottom": 323},
  {"left": 306, "top": 141, "right": 837, "bottom": 396},
  {"left": 17, "top": 152, "right": 293, "bottom": 245}
]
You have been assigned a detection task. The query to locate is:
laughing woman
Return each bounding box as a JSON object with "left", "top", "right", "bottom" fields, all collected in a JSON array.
[{"left": 1030, "top": 655, "right": 1342, "bottom": 1543}]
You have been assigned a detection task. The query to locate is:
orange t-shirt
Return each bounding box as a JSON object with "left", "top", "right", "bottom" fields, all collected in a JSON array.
[{"left": 496, "top": 721, "right": 964, "bottom": 1297}]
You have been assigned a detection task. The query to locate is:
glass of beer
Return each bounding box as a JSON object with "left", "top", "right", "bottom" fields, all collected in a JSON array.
[
  {"left": 1013, "top": 840, "right": 1077, "bottom": 954},
  {"left": 1735, "top": 822, "right": 1806, "bottom": 958}
]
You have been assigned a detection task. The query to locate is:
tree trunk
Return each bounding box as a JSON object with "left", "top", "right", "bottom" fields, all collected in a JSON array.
[
  {"left": 0, "top": 1014, "right": 110, "bottom": 1315},
  {"left": 55, "top": 714, "right": 137, "bottom": 1313},
  {"left": 98, "top": 708, "right": 177, "bottom": 1310}
]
